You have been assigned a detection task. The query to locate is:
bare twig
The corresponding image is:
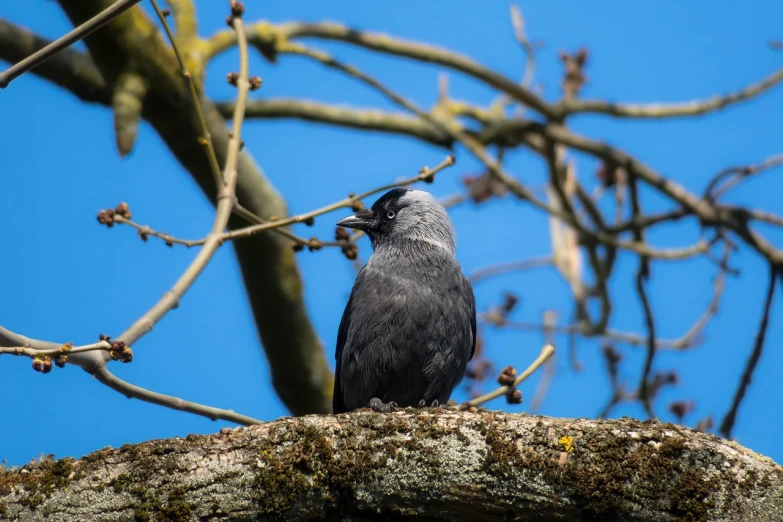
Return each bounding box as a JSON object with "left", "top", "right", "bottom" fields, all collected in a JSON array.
[
  {"left": 114, "top": 216, "right": 205, "bottom": 247},
  {"left": 509, "top": 5, "right": 537, "bottom": 90},
  {"left": 110, "top": 157, "right": 456, "bottom": 254},
  {"left": 0, "top": 20, "right": 109, "bottom": 104},
  {"left": 223, "top": 156, "right": 455, "bottom": 242},
  {"left": 84, "top": 0, "right": 255, "bottom": 423},
  {"left": 530, "top": 311, "right": 557, "bottom": 412},
  {"left": 275, "top": 40, "right": 718, "bottom": 266},
  {"left": 219, "top": 98, "right": 453, "bottom": 146},
  {"left": 94, "top": 366, "right": 263, "bottom": 425},
  {"left": 482, "top": 316, "right": 706, "bottom": 351},
  {"left": 149, "top": 0, "right": 223, "bottom": 189},
  {"left": 466, "top": 343, "right": 555, "bottom": 407},
  {"left": 745, "top": 209, "right": 783, "bottom": 228},
  {"left": 14, "top": 0, "right": 261, "bottom": 424},
  {"left": 111, "top": 0, "right": 248, "bottom": 352},
  {"left": 706, "top": 153, "right": 783, "bottom": 201},
  {"left": 628, "top": 162, "right": 657, "bottom": 417},
  {"left": 0, "top": 0, "right": 142, "bottom": 88},
  {"left": 0, "top": 342, "right": 105, "bottom": 358},
  {"left": 0, "top": 326, "right": 263, "bottom": 425},
  {"left": 207, "top": 20, "right": 558, "bottom": 118},
  {"left": 557, "top": 66, "right": 783, "bottom": 119},
  {"left": 635, "top": 263, "right": 657, "bottom": 418},
  {"left": 719, "top": 266, "right": 778, "bottom": 438},
  {"left": 470, "top": 256, "right": 553, "bottom": 283},
  {"left": 597, "top": 344, "right": 626, "bottom": 419},
  {"left": 527, "top": 122, "right": 783, "bottom": 266},
  {"left": 673, "top": 245, "right": 730, "bottom": 346}
]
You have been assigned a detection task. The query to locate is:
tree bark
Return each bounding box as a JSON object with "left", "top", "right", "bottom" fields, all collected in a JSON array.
[{"left": 1, "top": 411, "right": 780, "bottom": 521}]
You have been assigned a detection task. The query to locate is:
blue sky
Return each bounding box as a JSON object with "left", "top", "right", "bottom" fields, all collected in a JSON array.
[{"left": 1, "top": 1, "right": 781, "bottom": 466}]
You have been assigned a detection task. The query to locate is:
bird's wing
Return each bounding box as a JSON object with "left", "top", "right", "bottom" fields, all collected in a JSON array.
[
  {"left": 333, "top": 266, "right": 367, "bottom": 414},
  {"left": 466, "top": 276, "right": 477, "bottom": 361}
]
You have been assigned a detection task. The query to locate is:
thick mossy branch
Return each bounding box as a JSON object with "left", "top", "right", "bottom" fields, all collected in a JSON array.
[{"left": 1, "top": 412, "right": 781, "bottom": 521}]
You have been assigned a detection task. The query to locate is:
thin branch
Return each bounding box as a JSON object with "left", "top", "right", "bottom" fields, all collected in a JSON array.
[
  {"left": 0, "top": 342, "right": 105, "bottom": 358},
  {"left": 114, "top": 216, "right": 205, "bottom": 247},
  {"left": 0, "top": 325, "right": 262, "bottom": 425},
  {"left": 273, "top": 39, "right": 716, "bottom": 266},
  {"left": 489, "top": 4, "right": 540, "bottom": 114},
  {"left": 530, "top": 311, "right": 557, "bottom": 412},
  {"left": 54, "top": 0, "right": 255, "bottom": 424},
  {"left": 110, "top": 157, "right": 456, "bottom": 255},
  {"left": 207, "top": 20, "right": 558, "bottom": 118},
  {"left": 0, "top": 0, "right": 142, "bottom": 88},
  {"left": 8, "top": 16, "right": 769, "bottom": 265},
  {"left": 108, "top": 0, "right": 246, "bottom": 353},
  {"left": 0, "top": 20, "right": 108, "bottom": 103},
  {"left": 4, "top": 0, "right": 336, "bottom": 415},
  {"left": 466, "top": 343, "right": 555, "bottom": 407},
  {"left": 167, "top": 0, "right": 197, "bottom": 43},
  {"left": 628, "top": 159, "right": 656, "bottom": 418},
  {"left": 149, "top": 0, "right": 223, "bottom": 189},
  {"left": 635, "top": 264, "right": 657, "bottom": 418},
  {"left": 524, "top": 121, "right": 783, "bottom": 266},
  {"left": 597, "top": 344, "right": 625, "bottom": 419},
  {"left": 509, "top": 5, "right": 536, "bottom": 90},
  {"left": 217, "top": 98, "right": 454, "bottom": 147},
  {"left": 93, "top": 364, "right": 262, "bottom": 425},
  {"left": 706, "top": 153, "right": 783, "bottom": 201},
  {"left": 669, "top": 249, "right": 728, "bottom": 348},
  {"left": 530, "top": 356, "right": 555, "bottom": 413},
  {"left": 223, "top": 156, "right": 455, "bottom": 242},
  {"left": 483, "top": 316, "right": 705, "bottom": 351},
  {"left": 470, "top": 256, "right": 553, "bottom": 283},
  {"left": 719, "top": 266, "right": 778, "bottom": 438},
  {"left": 606, "top": 208, "right": 692, "bottom": 234},
  {"left": 557, "top": 66, "right": 783, "bottom": 119},
  {"left": 745, "top": 209, "right": 783, "bottom": 228}
]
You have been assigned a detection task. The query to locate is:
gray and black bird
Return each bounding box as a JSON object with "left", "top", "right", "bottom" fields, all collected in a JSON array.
[{"left": 333, "top": 188, "right": 476, "bottom": 413}]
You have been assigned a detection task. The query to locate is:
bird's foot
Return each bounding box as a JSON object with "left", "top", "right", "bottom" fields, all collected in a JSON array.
[
  {"left": 417, "top": 399, "right": 440, "bottom": 409},
  {"left": 370, "top": 398, "right": 398, "bottom": 413}
]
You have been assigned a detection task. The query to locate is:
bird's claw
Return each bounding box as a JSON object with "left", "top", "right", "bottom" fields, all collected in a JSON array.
[
  {"left": 370, "top": 398, "right": 398, "bottom": 413},
  {"left": 417, "top": 399, "right": 440, "bottom": 409}
]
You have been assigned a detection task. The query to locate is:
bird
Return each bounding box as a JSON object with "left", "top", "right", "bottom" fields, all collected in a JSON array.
[{"left": 332, "top": 188, "right": 476, "bottom": 413}]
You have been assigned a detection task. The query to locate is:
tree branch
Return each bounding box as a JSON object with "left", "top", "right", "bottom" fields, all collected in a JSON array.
[
  {"left": 217, "top": 98, "right": 455, "bottom": 147},
  {"left": 557, "top": 66, "right": 783, "bottom": 118},
  {"left": 706, "top": 153, "right": 783, "bottom": 201},
  {"left": 206, "top": 20, "right": 559, "bottom": 118},
  {"left": 719, "top": 266, "right": 778, "bottom": 438},
  {"left": 0, "top": 0, "right": 141, "bottom": 88},
  {"left": 0, "top": 19, "right": 108, "bottom": 104},
  {"left": 2, "top": 412, "right": 780, "bottom": 520},
  {"left": 51, "top": 0, "right": 333, "bottom": 414},
  {"left": 0, "top": 323, "right": 264, "bottom": 425}
]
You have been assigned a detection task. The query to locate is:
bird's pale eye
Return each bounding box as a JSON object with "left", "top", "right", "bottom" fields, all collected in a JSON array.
[{"left": 386, "top": 210, "right": 396, "bottom": 220}]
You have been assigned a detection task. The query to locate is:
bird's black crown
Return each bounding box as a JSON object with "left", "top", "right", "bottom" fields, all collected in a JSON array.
[{"left": 371, "top": 188, "right": 410, "bottom": 211}]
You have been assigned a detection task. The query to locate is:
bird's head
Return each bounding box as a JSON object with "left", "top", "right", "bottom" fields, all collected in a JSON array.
[{"left": 337, "top": 188, "right": 456, "bottom": 253}]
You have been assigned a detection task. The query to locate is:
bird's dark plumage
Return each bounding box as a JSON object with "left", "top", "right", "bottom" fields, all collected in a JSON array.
[{"left": 333, "top": 188, "right": 476, "bottom": 413}]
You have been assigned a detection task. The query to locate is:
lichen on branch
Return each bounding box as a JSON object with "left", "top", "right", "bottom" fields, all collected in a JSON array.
[{"left": 1, "top": 411, "right": 780, "bottom": 521}]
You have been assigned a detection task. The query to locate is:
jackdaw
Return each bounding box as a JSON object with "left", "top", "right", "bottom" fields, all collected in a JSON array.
[{"left": 333, "top": 188, "right": 476, "bottom": 413}]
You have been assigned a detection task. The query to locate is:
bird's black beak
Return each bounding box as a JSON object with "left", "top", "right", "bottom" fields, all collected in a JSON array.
[{"left": 337, "top": 208, "right": 375, "bottom": 231}]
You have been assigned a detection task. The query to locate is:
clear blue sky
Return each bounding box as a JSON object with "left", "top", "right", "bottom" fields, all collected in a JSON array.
[{"left": 1, "top": 1, "right": 781, "bottom": 466}]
